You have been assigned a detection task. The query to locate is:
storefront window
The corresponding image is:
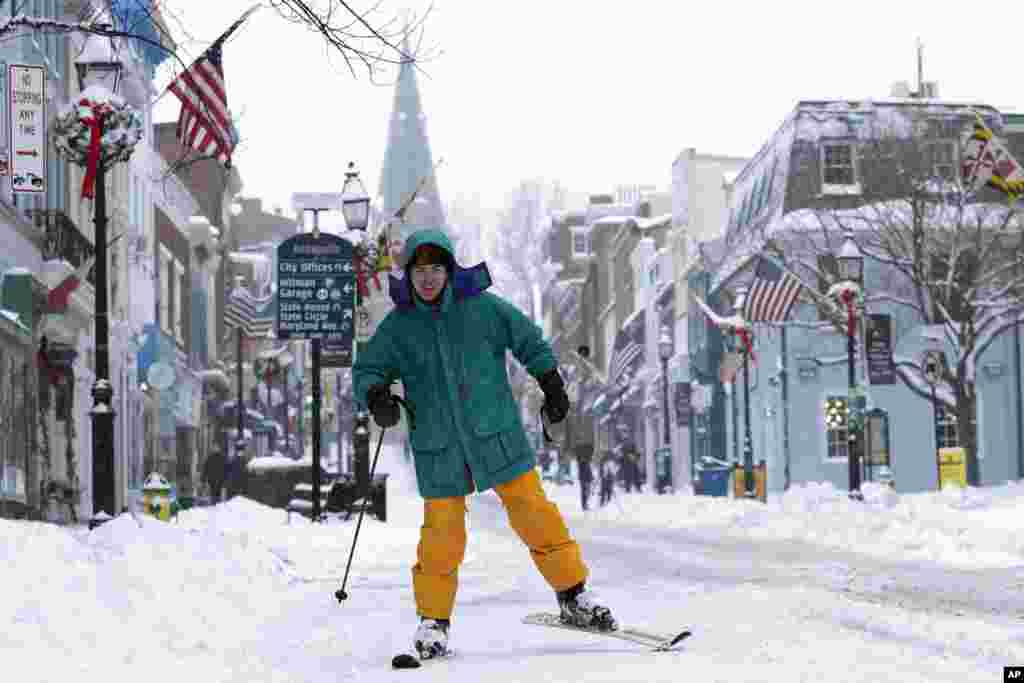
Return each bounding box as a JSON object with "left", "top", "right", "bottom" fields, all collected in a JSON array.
[{"left": 824, "top": 396, "right": 848, "bottom": 460}]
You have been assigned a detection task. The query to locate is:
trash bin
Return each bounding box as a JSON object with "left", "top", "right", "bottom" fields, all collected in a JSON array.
[
  {"left": 696, "top": 467, "right": 731, "bottom": 497},
  {"left": 938, "top": 447, "right": 966, "bottom": 489},
  {"left": 142, "top": 472, "right": 174, "bottom": 521}
]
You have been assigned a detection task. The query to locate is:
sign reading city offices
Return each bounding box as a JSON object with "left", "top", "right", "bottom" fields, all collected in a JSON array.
[{"left": 276, "top": 233, "right": 356, "bottom": 365}]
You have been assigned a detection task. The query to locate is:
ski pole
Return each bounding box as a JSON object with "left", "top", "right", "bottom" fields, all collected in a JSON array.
[
  {"left": 335, "top": 423, "right": 387, "bottom": 603},
  {"left": 335, "top": 398, "right": 415, "bottom": 603}
]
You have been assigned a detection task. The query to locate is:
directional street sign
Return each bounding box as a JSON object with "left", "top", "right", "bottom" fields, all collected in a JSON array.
[{"left": 276, "top": 234, "right": 356, "bottom": 361}]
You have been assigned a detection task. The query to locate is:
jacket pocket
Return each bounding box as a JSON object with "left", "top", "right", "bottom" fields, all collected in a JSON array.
[
  {"left": 412, "top": 446, "right": 454, "bottom": 490},
  {"left": 480, "top": 429, "right": 524, "bottom": 475}
]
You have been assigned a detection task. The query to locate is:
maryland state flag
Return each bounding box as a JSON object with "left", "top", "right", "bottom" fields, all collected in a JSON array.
[
  {"left": 47, "top": 255, "right": 95, "bottom": 313},
  {"left": 961, "top": 112, "right": 1024, "bottom": 202}
]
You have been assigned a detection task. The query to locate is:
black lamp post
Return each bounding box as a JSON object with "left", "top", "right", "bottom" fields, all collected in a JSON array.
[
  {"left": 733, "top": 286, "right": 756, "bottom": 499},
  {"left": 339, "top": 162, "right": 370, "bottom": 517},
  {"left": 77, "top": 37, "right": 124, "bottom": 525},
  {"left": 658, "top": 325, "right": 673, "bottom": 446},
  {"left": 836, "top": 228, "right": 865, "bottom": 501},
  {"left": 231, "top": 276, "right": 248, "bottom": 467},
  {"left": 658, "top": 325, "right": 673, "bottom": 493}
]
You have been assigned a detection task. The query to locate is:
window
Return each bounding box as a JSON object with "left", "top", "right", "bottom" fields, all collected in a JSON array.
[
  {"left": 572, "top": 228, "right": 590, "bottom": 257},
  {"left": 159, "top": 246, "right": 171, "bottom": 333},
  {"left": 934, "top": 405, "right": 977, "bottom": 452},
  {"left": 926, "top": 141, "right": 956, "bottom": 182},
  {"left": 821, "top": 143, "right": 859, "bottom": 192},
  {"left": 935, "top": 405, "right": 959, "bottom": 450},
  {"left": 174, "top": 260, "right": 185, "bottom": 343},
  {"left": 824, "top": 396, "right": 848, "bottom": 460},
  {"left": 753, "top": 175, "right": 766, "bottom": 216}
]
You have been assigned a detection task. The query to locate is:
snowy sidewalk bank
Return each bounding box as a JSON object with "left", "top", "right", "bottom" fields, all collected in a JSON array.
[{"left": 548, "top": 479, "right": 1024, "bottom": 571}]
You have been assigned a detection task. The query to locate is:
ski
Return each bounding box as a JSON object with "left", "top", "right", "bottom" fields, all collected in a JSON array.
[
  {"left": 391, "top": 649, "right": 455, "bottom": 669},
  {"left": 522, "top": 612, "right": 692, "bottom": 652}
]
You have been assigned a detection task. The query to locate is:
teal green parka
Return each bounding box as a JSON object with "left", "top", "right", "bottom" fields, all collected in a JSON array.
[{"left": 352, "top": 229, "right": 557, "bottom": 499}]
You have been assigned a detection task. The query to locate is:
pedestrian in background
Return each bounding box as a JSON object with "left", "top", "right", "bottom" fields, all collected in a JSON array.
[{"left": 621, "top": 439, "right": 642, "bottom": 493}]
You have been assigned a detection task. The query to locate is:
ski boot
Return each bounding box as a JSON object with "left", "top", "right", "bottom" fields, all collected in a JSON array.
[
  {"left": 557, "top": 582, "right": 618, "bottom": 631},
  {"left": 413, "top": 617, "right": 451, "bottom": 660}
]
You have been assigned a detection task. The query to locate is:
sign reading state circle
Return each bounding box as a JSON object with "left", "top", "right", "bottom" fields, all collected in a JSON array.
[{"left": 276, "top": 233, "right": 356, "bottom": 346}]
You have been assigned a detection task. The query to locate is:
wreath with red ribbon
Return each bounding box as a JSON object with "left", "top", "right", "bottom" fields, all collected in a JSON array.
[
  {"left": 51, "top": 86, "right": 143, "bottom": 199},
  {"left": 840, "top": 289, "right": 858, "bottom": 336},
  {"left": 735, "top": 327, "right": 756, "bottom": 364},
  {"left": 353, "top": 246, "right": 381, "bottom": 298}
]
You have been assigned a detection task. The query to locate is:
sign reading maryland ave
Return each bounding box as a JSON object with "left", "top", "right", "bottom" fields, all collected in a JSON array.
[{"left": 276, "top": 234, "right": 356, "bottom": 354}]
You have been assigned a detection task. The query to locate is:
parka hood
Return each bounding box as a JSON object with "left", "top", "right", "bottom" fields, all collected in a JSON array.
[{"left": 388, "top": 228, "right": 493, "bottom": 309}]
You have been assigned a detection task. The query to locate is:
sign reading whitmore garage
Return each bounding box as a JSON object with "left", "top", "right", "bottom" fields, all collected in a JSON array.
[{"left": 276, "top": 234, "right": 355, "bottom": 356}]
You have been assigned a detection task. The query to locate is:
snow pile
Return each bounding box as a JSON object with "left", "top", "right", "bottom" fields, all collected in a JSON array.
[
  {"left": 5, "top": 444, "right": 1024, "bottom": 682},
  {"left": 552, "top": 478, "right": 1024, "bottom": 569}
]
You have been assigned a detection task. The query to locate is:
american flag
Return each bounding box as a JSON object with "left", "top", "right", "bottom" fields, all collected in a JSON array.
[
  {"left": 166, "top": 8, "right": 257, "bottom": 166},
  {"left": 743, "top": 254, "right": 803, "bottom": 323}
]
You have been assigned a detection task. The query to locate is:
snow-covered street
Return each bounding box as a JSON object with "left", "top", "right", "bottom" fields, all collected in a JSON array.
[{"left": 4, "top": 443, "right": 1023, "bottom": 682}]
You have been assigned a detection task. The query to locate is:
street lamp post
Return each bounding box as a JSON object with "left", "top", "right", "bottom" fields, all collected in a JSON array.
[
  {"left": 835, "top": 228, "right": 865, "bottom": 501},
  {"left": 232, "top": 276, "right": 247, "bottom": 470},
  {"left": 340, "top": 162, "right": 370, "bottom": 506},
  {"left": 658, "top": 325, "right": 673, "bottom": 494},
  {"left": 733, "top": 287, "right": 756, "bottom": 499},
  {"left": 75, "top": 37, "right": 124, "bottom": 525}
]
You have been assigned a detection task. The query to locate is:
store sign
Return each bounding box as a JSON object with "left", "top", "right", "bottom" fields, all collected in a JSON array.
[
  {"left": 866, "top": 313, "right": 895, "bottom": 385},
  {"left": 673, "top": 382, "right": 691, "bottom": 427}
]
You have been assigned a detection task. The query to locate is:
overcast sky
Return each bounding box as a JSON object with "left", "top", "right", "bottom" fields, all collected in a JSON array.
[{"left": 153, "top": 0, "right": 1021, "bottom": 221}]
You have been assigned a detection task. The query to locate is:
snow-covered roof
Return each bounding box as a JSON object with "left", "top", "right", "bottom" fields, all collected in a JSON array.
[
  {"left": 708, "top": 200, "right": 1021, "bottom": 292},
  {"left": 635, "top": 214, "right": 672, "bottom": 231},
  {"left": 247, "top": 455, "right": 303, "bottom": 472},
  {"left": 0, "top": 309, "right": 29, "bottom": 333}
]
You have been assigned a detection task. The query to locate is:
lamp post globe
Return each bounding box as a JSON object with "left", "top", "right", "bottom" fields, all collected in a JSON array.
[
  {"left": 837, "top": 229, "right": 864, "bottom": 283},
  {"left": 341, "top": 162, "right": 371, "bottom": 231},
  {"left": 75, "top": 27, "right": 123, "bottom": 93}
]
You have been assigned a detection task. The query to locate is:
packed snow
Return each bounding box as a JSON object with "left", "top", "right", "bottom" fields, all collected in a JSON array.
[{"left": 3, "top": 442, "right": 1023, "bottom": 682}]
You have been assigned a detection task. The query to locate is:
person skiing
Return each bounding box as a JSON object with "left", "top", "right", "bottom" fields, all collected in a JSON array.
[{"left": 353, "top": 228, "right": 617, "bottom": 660}]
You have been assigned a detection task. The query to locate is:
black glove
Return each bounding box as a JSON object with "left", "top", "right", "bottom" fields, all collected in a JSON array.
[
  {"left": 538, "top": 369, "right": 569, "bottom": 424},
  {"left": 367, "top": 383, "right": 400, "bottom": 428}
]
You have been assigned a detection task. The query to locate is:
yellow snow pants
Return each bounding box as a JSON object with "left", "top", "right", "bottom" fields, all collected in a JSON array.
[{"left": 413, "top": 468, "right": 588, "bottom": 620}]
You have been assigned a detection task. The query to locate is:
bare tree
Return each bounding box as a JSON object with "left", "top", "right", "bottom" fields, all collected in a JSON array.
[
  {"left": 772, "top": 110, "right": 1024, "bottom": 486},
  {"left": 263, "top": 0, "right": 437, "bottom": 81},
  {"left": 491, "top": 179, "right": 564, "bottom": 316},
  {"left": 490, "top": 179, "right": 567, "bottom": 412},
  {"left": 148, "top": 0, "right": 438, "bottom": 178}
]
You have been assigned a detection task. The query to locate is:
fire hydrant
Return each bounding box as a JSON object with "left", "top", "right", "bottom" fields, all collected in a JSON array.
[{"left": 142, "top": 472, "right": 175, "bottom": 521}]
